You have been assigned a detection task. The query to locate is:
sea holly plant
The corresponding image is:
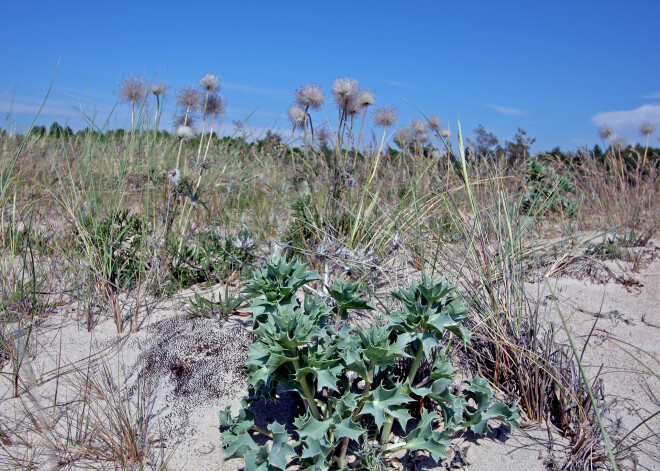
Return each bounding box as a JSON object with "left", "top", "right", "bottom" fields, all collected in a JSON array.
[{"left": 220, "top": 256, "right": 520, "bottom": 470}]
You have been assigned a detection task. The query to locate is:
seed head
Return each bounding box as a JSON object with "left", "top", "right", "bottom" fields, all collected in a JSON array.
[
  {"left": 417, "top": 132, "right": 430, "bottom": 143},
  {"left": 610, "top": 136, "right": 627, "bottom": 151},
  {"left": 204, "top": 93, "right": 226, "bottom": 118},
  {"left": 316, "top": 126, "right": 332, "bottom": 143},
  {"left": 151, "top": 83, "right": 167, "bottom": 97},
  {"left": 199, "top": 73, "right": 221, "bottom": 92},
  {"left": 176, "top": 125, "right": 196, "bottom": 141},
  {"left": 640, "top": 122, "right": 655, "bottom": 136},
  {"left": 295, "top": 83, "right": 325, "bottom": 110},
  {"left": 333, "top": 77, "right": 359, "bottom": 110},
  {"left": 394, "top": 127, "right": 413, "bottom": 147},
  {"left": 174, "top": 114, "right": 196, "bottom": 129},
  {"left": 288, "top": 104, "right": 307, "bottom": 128},
  {"left": 332, "top": 77, "right": 359, "bottom": 99},
  {"left": 598, "top": 125, "right": 613, "bottom": 140},
  {"left": 440, "top": 128, "right": 452, "bottom": 139},
  {"left": 177, "top": 86, "right": 202, "bottom": 110},
  {"left": 169, "top": 168, "right": 182, "bottom": 186},
  {"left": 428, "top": 115, "right": 442, "bottom": 132},
  {"left": 373, "top": 106, "right": 397, "bottom": 127},
  {"left": 411, "top": 119, "right": 427, "bottom": 135},
  {"left": 345, "top": 96, "right": 362, "bottom": 116},
  {"left": 355, "top": 89, "right": 376, "bottom": 109},
  {"left": 118, "top": 75, "right": 146, "bottom": 104}
]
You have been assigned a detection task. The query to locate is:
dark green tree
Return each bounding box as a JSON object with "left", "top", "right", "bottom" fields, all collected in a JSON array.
[
  {"left": 470, "top": 124, "right": 500, "bottom": 158},
  {"left": 504, "top": 127, "right": 535, "bottom": 165}
]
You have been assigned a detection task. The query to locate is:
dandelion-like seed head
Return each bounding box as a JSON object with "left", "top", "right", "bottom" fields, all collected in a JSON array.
[
  {"left": 411, "top": 119, "right": 427, "bottom": 135},
  {"left": 169, "top": 168, "right": 182, "bottom": 186},
  {"left": 118, "top": 75, "right": 146, "bottom": 104},
  {"left": 332, "top": 77, "right": 359, "bottom": 98},
  {"left": 611, "top": 136, "right": 627, "bottom": 151},
  {"left": 428, "top": 115, "right": 442, "bottom": 132},
  {"left": 288, "top": 104, "right": 307, "bottom": 128},
  {"left": 204, "top": 93, "right": 227, "bottom": 118},
  {"left": 174, "top": 114, "right": 196, "bottom": 129},
  {"left": 176, "top": 124, "right": 196, "bottom": 141},
  {"left": 332, "top": 77, "right": 359, "bottom": 110},
  {"left": 151, "top": 83, "right": 167, "bottom": 97},
  {"left": 598, "top": 125, "right": 613, "bottom": 140},
  {"left": 394, "top": 127, "right": 413, "bottom": 147},
  {"left": 177, "top": 86, "right": 202, "bottom": 110},
  {"left": 373, "top": 106, "right": 397, "bottom": 127},
  {"left": 295, "top": 83, "right": 325, "bottom": 110},
  {"left": 345, "top": 96, "right": 363, "bottom": 116},
  {"left": 199, "top": 73, "right": 221, "bottom": 92},
  {"left": 640, "top": 122, "right": 655, "bottom": 136},
  {"left": 417, "top": 132, "right": 430, "bottom": 143},
  {"left": 317, "top": 126, "right": 332, "bottom": 143},
  {"left": 355, "top": 89, "right": 376, "bottom": 109},
  {"left": 440, "top": 128, "right": 452, "bottom": 139}
]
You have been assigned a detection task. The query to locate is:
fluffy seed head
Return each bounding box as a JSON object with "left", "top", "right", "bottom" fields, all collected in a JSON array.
[
  {"left": 355, "top": 89, "right": 376, "bottom": 109},
  {"left": 118, "top": 75, "right": 146, "bottom": 104},
  {"left": 345, "top": 96, "right": 362, "bottom": 116},
  {"left": 440, "top": 128, "right": 452, "bottom": 139},
  {"left": 394, "top": 127, "right": 413, "bottom": 147},
  {"left": 199, "top": 73, "right": 221, "bottom": 92},
  {"left": 204, "top": 93, "right": 226, "bottom": 118},
  {"left": 598, "top": 125, "right": 613, "bottom": 140},
  {"left": 610, "top": 136, "right": 627, "bottom": 150},
  {"left": 428, "top": 115, "right": 442, "bottom": 132},
  {"left": 417, "top": 132, "right": 430, "bottom": 143},
  {"left": 411, "top": 119, "right": 427, "bottom": 135},
  {"left": 333, "top": 77, "right": 359, "bottom": 110},
  {"left": 176, "top": 125, "right": 196, "bottom": 141},
  {"left": 373, "top": 106, "right": 397, "bottom": 127},
  {"left": 295, "top": 83, "right": 325, "bottom": 110},
  {"left": 177, "top": 86, "right": 202, "bottom": 110},
  {"left": 174, "top": 114, "right": 196, "bottom": 129},
  {"left": 151, "top": 83, "right": 167, "bottom": 97},
  {"left": 288, "top": 104, "right": 307, "bottom": 128},
  {"left": 640, "top": 122, "right": 655, "bottom": 136},
  {"left": 332, "top": 77, "right": 359, "bottom": 99},
  {"left": 169, "top": 168, "right": 182, "bottom": 186},
  {"left": 316, "top": 126, "right": 332, "bottom": 142}
]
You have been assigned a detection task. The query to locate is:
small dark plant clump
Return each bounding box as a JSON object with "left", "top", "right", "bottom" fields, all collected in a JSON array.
[
  {"left": 522, "top": 160, "right": 578, "bottom": 216},
  {"left": 165, "top": 229, "right": 255, "bottom": 294},
  {"left": 219, "top": 256, "right": 520, "bottom": 470},
  {"left": 74, "top": 209, "right": 151, "bottom": 291}
]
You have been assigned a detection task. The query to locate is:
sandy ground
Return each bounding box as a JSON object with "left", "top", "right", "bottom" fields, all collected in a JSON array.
[{"left": 1, "top": 242, "right": 658, "bottom": 470}]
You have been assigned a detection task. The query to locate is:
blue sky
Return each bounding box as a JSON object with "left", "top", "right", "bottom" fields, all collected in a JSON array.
[{"left": 1, "top": 0, "right": 659, "bottom": 152}]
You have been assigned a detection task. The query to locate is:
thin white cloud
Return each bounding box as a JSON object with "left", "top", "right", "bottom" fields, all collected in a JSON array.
[
  {"left": 486, "top": 104, "right": 527, "bottom": 116},
  {"left": 0, "top": 101, "right": 73, "bottom": 117},
  {"left": 591, "top": 103, "right": 660, "bottom": 129},
  {"left": 642, "top": 92, "right": 660, "bottom": 99},
  {"left": 387, "top": 80, "right": 418, "bottom": 89}
]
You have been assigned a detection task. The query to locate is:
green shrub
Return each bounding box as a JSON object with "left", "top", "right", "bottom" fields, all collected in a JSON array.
[
  {"left": 521, "top": 160, "right": 578, "bottom": 216},
  {"left": 74, "top": 210, "right": 151, "bottom": 290},
  {"left": 219, "top": 256, "right": 520, "bottom": 470}
]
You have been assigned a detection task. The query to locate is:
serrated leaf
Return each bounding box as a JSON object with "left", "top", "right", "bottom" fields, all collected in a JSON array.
[
  {"left": 403, "top": 410, "right": 450, "bottom": 462},
  {"left": 222, "top": 432, "right": 260, "bottom": 461},
  {"left": 294, "top": 412, "right": 330, "bottom": 441},
  {"left": 268, "top": 422, "right": 295, "bottom": 470},
  {"left": 299, "top": 435, "right": 333, "bottom": 460},
  {"left": 332, "top": 416, "right": 365, "bottom": 441},
  {"left": 359, "top": 384, "right": 414, "bottom": 429},
  {"left": 244, "top": 444, "right": 274, "bottom": 471}
]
